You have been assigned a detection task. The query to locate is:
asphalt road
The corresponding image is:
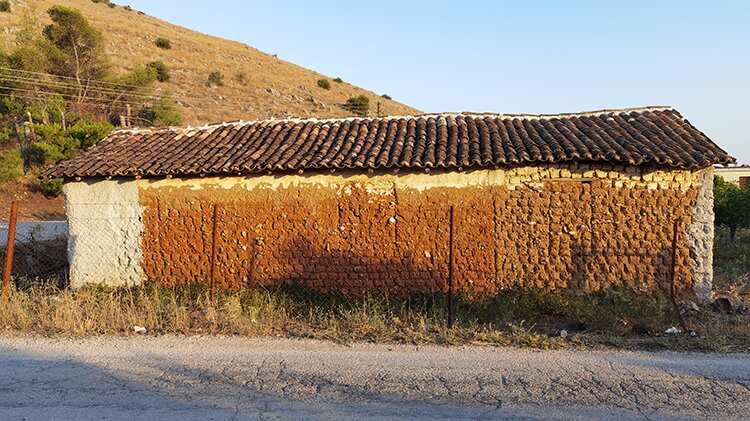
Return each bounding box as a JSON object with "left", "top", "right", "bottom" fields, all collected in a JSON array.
[{"left": 0, "top": 335, "right": 748, "bottom": 420}]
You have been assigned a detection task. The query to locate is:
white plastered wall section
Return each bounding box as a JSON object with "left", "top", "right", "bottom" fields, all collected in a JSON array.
[
  {"left": 64, "top": 179, "right": 145, "bottom": 287},
  {"left": 687, "top": 167, "right": 715, "bottom": 302}
]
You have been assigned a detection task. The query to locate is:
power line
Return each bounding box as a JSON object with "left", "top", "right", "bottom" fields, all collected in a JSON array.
[
  {"left": 0, "top": 70, "right": 291, "bottom": 109},
  {"left": 0, "top": 82, "right": 262, "bottom": 112},
  {"left": 0, "top": 74, "right": 168, "bottom": 102},
  {"left": 0, "top": 66, "right": 163, "bottom": 91}
]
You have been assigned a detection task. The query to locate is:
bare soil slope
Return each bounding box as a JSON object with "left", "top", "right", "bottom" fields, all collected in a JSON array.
[{"left": 0, "top": 0, "right": 421, "bottom": 125}]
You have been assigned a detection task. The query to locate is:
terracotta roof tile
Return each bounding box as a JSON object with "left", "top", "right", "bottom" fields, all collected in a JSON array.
[{"left": 41, "top": 106, "right": 735, "bottom": 179}]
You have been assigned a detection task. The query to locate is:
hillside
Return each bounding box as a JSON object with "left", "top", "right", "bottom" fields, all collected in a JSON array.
[{"left": 0, "top": 0, "right": 421, "bottom": 125}]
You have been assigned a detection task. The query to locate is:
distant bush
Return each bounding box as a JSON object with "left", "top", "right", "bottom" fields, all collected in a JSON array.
[
  {"left": 317, "top": 79, "right": 330, "bottom": 90},
  {"left": 333, "top": 77, "right": 343, "bottom": 83},
  {"left": 155, "top": 37, "right": 172, "bottom": 49},
  {"left": 0, "top": 0, "right": 11, "bottom": 12},
  {"left": 381, "top": 94, "right": 392, "bottom": 100},
  {"left": 207, "top": 71, "right": 224, "bottom": 87},
  {"left": 234, "top": 72, "right": 247, "bottom": 85},
  {"left": 342, "top": 95, "right": 370, "bottom": 117},
  {"left": 124, "top": 6, "right": 133, "bottom": 12},
  {"left": 0, "top": 149, "right": 23, "bottom": 183},
  {"left": 147, "top": 60, "right": 170, "bottom": 82}
]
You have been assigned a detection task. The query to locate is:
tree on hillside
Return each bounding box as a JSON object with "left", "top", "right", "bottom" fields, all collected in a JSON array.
[
  {"left": 714, "top": 175, "right": 750, "bottom": 241},
  {"left": 0, "top": 6, "right": 172, "bottom": 124},
  {"left": 43, "top": 5, "right": 110, "bottom": 101},
  {"left": 0, "top": 6, "right": 181, "bottom": 194}
]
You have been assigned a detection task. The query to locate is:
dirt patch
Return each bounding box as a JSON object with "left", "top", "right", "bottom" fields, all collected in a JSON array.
[{"left": 0, "top": 176, "right": 64, "bottom": 221}]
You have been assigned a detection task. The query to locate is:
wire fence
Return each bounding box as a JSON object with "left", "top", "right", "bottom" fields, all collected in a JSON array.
[{"left": 0, "top": 197, "right": 690, "bottom": 328}]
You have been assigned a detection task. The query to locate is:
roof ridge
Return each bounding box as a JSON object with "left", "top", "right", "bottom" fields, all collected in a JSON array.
[{"left": 112, "top": 106, "right": 675, "bottom": 134}]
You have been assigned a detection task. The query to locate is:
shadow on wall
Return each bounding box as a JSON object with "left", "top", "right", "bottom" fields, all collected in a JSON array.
[
  {"left": 227, "top": 236, "right": 686, "bottom": 301},
  {"left": 237, "top": 236, "right": 449, "bottom": 296}
]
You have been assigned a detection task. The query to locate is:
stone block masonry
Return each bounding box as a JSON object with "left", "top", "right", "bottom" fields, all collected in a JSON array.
[{"left": 62, "top": 163, "right": 715, "bottom": 301}]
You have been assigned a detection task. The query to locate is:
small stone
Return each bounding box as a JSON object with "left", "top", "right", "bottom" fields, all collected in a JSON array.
[{"left": 680, "top": 300, "right": 700, "bottom": 315}]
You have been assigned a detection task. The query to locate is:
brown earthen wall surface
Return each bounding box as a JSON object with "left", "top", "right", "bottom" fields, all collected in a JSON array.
[{"left": 140, "top": 169, "right": 702, "bottom": 298}]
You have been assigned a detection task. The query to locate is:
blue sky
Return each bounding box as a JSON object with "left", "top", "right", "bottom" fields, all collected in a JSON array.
[{"left": 124, "top": 0, "right": 749, "bottom": 163}]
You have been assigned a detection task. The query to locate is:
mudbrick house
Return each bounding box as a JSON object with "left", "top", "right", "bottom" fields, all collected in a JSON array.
[{"left": 42, "top": 106, "right": 734, "bottom": 302}]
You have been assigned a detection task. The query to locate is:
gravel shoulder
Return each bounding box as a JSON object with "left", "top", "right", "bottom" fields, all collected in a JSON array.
[{"left": 0, "top": 334, "right": 748, "bottom": 420}]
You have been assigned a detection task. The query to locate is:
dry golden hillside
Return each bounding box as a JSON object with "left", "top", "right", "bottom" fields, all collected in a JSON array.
[{"left": 0, "top": 0, "right": 421, "bottom": 125}]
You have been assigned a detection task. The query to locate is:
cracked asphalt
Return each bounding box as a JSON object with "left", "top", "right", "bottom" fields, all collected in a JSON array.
[{"left": 0, "top": 335, "right": 748, "bottom": 420}]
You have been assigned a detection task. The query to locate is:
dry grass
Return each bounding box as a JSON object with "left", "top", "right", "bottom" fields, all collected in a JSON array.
[
  {"left": 2, "top": 283, "right": 748, "bottom": 352},
  {"left": 0, "top": 0, "right": 421, "bottom": 124}
]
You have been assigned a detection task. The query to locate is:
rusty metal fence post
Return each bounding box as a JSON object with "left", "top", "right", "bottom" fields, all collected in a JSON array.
[
  {"left": 2, "top": 201, "right": 18, "bottom": 298},
  {"left": 448, "top": 205, "right": 455, "bottom": 328}
]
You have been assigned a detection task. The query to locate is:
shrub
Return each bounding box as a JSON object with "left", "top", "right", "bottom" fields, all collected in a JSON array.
[
  {"left": 155, "top": 37, "right": 171, "bottom": 49},
  {"left": 39, "top": 178, "right": 63, "bottom": 196},
  {"left": 123, "top": 6, "right": 133, "bottom": 11},
  {"left": 147, "top": 60, "right": 170, "bottom": 82},
  {"left": 317, "top": 79, "right": 331, "bottom": 90},
  {"left": 333, "top": 77, "right": 343, "bottom": 83},
  {"left": 25, "top": 120, "right": 112, "bottom": 166},
  {"left": 0, "top": 0, "right": 11, "bottom": 12},
  {"left": 27, "top": 140, "right": 68, "bottom": 166},
  {"left": 207, "top": 71, "right": 224, "bottom": 87},
  {"left": 140, "top": 97, "right": 182, "bottom": 127},
  {"left": 234, "top": 72, "right": 247, "bottom": 85},
  {"left": 342, "top": 95, "right": 370, "bottom": 116},
  {"left": 0, "top": 149, "right": 23, "bottom": 183},
  {"left": 0, "top": 129, "right": 12, "bottom": 146},
  {"left": 67, "top": 119, "right": 113, "bottom": 151},
  {"left": 381, "top": 94, "right": 392, "bottom": 100},
  {"left": 715, "top": 175, "right": 750, "bottom": 241}
]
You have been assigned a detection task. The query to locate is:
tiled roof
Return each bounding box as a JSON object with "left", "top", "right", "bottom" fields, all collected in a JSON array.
[{"left": 41, "top": 106, "right": 734, "bottom": 179}]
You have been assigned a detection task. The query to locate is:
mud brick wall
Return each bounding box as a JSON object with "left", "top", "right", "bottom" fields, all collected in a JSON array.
[{"left": 134, "top": 164, "right": 714, "bottom": 300}]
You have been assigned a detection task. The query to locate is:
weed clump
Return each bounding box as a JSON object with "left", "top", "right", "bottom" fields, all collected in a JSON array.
[{"left": 207, "top": 71, "right": 224, "bottom": 87}]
